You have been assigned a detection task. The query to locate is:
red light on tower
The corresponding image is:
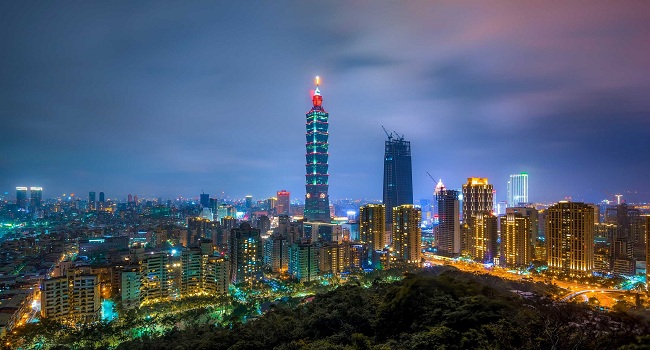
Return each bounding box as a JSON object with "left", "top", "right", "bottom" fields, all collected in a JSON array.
[{"left": 312, "top": 76, "right": 322, "bottom": 107}]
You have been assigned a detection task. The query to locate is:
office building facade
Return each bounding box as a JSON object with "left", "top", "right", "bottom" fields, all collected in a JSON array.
[
  {"left": 507, "top": 173, "right": 529, "bottom": 207},
  {"left": 382, "top": 133, "right": 413, "bottom": 227},
  {"left": 436, "top": 188, "right": 460, "bottom": 257}
]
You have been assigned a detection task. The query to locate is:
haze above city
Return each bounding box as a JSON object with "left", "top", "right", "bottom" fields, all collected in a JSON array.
[{"left": 2, "top": 2, "right": 650, "bottom": 203}]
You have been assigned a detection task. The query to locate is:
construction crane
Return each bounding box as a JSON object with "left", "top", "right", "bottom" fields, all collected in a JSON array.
[
  {"left": 382, "top": 126, "right": 405, "bottom": 141},
  {"left": 426, "top": 172, "right": 437, "bottom": 184},
  {"left": 381, "top": 126, "right": 393, "bottom": 140}
]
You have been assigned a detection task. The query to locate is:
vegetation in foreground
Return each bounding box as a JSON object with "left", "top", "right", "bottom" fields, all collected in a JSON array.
[
  {"left": 116, "top": 269, "right": 650, "bottom": 350},
  {"left": 6, "top": 268, "right": 650, "bottom": 349}
]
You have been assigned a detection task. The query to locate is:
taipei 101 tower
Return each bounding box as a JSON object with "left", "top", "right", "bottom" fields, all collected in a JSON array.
[{"left": 304, "top": 76, "right": 331, "bottom": 222}]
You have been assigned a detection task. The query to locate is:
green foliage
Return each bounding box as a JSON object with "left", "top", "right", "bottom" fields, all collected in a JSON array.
[{"left": 6, "top": 269, "right": 650, "bottom": 349}]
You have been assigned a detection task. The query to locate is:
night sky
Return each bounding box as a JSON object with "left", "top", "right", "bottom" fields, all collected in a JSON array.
[{"left": 2, "top": 2, "right": 650, "bottom": 203}]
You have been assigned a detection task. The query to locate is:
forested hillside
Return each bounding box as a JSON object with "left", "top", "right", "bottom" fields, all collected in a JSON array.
[{"left": 116, "top": 270, "right": 650, "bottom": 350}]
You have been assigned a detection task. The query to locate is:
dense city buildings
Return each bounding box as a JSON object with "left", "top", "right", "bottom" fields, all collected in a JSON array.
[
  {"left": 304, "top": 77, "right": 331, "bottom": 222},
  {"left": 382, "top": 131, "right": 413, "bottom": 229},
  {"left": 546, "top": 201, "right": 595, "bottom": 275},
  {"left": 507, "top": 173, "right": 529, "bottom": 207},
  {"left": 436, "top": 185, "right": 460, "bottom": 257},
  {"left": 358, "top": 204, "right": 386, "bottom": 251},
  {"left": 1, "top": 70, "right": 649, "bottom": 347},
  {"left": 391, "top": 205, "right": 422, "bottom": 265}
]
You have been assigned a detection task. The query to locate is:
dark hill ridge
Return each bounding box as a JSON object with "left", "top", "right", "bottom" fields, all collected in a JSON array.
[{"left": 115, "top": 270, "right": 650, "bottom": 350}]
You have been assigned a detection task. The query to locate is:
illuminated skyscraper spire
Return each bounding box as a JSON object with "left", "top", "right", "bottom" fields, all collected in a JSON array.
[{"left": 304, "top": 76, "right": 331, "bottom": 222}]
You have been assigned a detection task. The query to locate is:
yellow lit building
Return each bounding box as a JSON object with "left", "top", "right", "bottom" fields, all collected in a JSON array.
[
  {"left": 468, "top": 211, "right": 497, "bottom": 264},
  {"left": 392, "top": 205, "right": 421, "bottom": 265},
  {"left": 359, "top": 204, "right": 386, "bottom": 251},
  {"left": 319, "top": 243, "right": 347, "bottom": 275},
  {"left": 546, "top": 201, "right": 594, "bottom": 275},
  {"left": 500, "top": 212, "right": 531, "bottom": 267},
  {"left": 462, "top": 177, "right": 494, "bottom": 254}
]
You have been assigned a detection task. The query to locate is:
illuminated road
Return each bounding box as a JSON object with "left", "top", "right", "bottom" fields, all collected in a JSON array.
[
  {"left": 423, "top": 253, "right": 606, "bottom": 295},
  {"left": 561, "top": 289, "right": 622, "bottom": 301}
]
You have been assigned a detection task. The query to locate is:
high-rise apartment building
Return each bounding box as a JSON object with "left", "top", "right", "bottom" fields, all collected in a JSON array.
[
  {"left": 500, "top": 212, "right": 531, "bottom": 267},
  {"left": 392, "top": 205, "right": 422, "bottom": 265},
  {"left": 41, "top": 278, "right": 70, "bottom": 320},
  {"left": 266, "top": 235, "right": 289, "bottom": 274},
  {"left": 140, "top": 252, "right": 170, "bottom": 303},
  {"left": 436, "top": 186, "right": 460, "bottom": 257},
  {"left": 288, "top": 243, "right": 318, "bottom": 282},
  {"left": 15, "top": 187, "right": 28, "bottom": 210},
  {"left": 276, "top": 190, "right": 291, "bottom": 215},
  {"left": 304, "top": 77, "right": 331, "bottom": 222},
  {"left": 359, "top": 204, "right": 386, "bottom": 251},
  {"left": 202, "top": 256, "right": 230, "bottom": 295},
  {"left": 467, "top": 212, "right": 498, "bottom": 264},
  {"left": 382, "top": 132, "right": 413, "bottom": 228},
  {"left": 181, "top": 248, "right": 202, "bottom": 296},
  {"left": 99, "top": 192, "right": 105, "bottom": 203},
  {"left": 506, "top": 207, "right": 539, "bottom": 260},
  {"left": 40, "top": 271, "right": 101, "bottom": 323},
  {"left": 229, "top": 223, "right": 263, "bottom": 286},
  {"left": 69, "top": 274, "right": 101, "bottom": 323},
  {"left": 121, "top": 266, "right": 141, "bottom": 310},
  {"left": 319, "top": 243, "right": 347, "bottom": 275},
  {"left": 546, "top": 201, "right": 594, "bottom": 275},
  {"left": 507, "top": 173, "right": 528, "bottom": 207}
]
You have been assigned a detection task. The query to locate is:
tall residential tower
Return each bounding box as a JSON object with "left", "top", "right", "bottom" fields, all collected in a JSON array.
[
  {"left": 546, "top": 201, "right": 594, "bottom": 275},
  {"left": 304, "top": 77, "right": 331, "bottom": 222}
]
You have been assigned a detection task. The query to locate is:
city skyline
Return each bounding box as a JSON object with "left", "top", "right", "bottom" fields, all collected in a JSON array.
[{"left": 2, "top": 2, "right": 650, "bottom": 203}]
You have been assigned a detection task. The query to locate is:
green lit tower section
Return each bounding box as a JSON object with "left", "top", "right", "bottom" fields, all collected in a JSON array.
[{"left": 304, "top": 76, "right": 331, "bottom": 222}]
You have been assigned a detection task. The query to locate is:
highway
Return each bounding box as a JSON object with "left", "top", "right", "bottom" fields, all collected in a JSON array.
[{"left": 423, "top": 253, "right": 615, "bottom": 298}]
